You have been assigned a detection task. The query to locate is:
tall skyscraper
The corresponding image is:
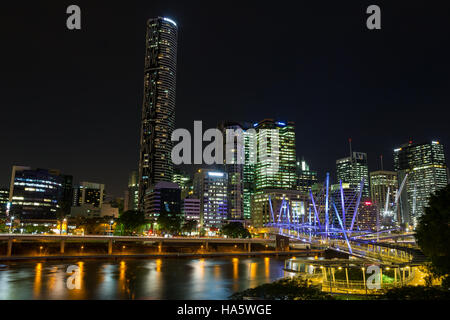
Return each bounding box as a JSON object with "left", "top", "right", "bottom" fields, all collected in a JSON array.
[
  {"left": 138, "top": 17, "right": 178, "bottom": 209},
  {"left": 243, "top": 128, "right": 257, "bottom": 220},
  {"left": 219, "top": 121, "right": 244, "bottom": 221},
  {"left": 193, "top": 169, "right": 228, "bottom": 229},
  {"left": 394, "top": 140, "right": 448, "bottom": 227},
  {"left": 254, "top": 119, "right": 297, "bottom": 191},
  {"left": 370, "top": 170, "right": 398, "bottom": 224},
  {"left": 336, "top": 151, "right": 370, "bottom": 197}
]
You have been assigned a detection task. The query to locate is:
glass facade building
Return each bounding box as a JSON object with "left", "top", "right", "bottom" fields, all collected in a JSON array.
[
  {"left": 8, "top": 166, "right": 66, "bottom": 220},
  {"left": 296, "top": 158, "right": 318, "bottom": 193},
  {"left": 193, "top": 169, "right": 228, "bottom": 228},
  {"left": 336, "top": 152, "right": 370, "bottom": 198},
  {"left": 394, "top": 141, "right": 448, "bottom": 227},
  {"left": 138, "top": 17, "right": 178, "bottom": 209},
  {"left": 370, "top": 170, "right": 398, "bottom": 225}
]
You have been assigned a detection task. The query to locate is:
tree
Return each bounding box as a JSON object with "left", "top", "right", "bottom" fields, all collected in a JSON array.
[
  {"left": 116, "top": 210, "right": 146, "bottom": 236},
  {"left": 157, "top": 212, "right": 183, "bottom": 235},
  {"left": 230, "top": 277, "right": 334, "bottom": 300},
  {"left": 221, "top": 222, "right": 251, "bottom": 239},
  {"left": 181, "top": 219, "right": 197, "bottom": 234},
  {"left": 415, "top": 184, "right": 450, "bottom": 288}
]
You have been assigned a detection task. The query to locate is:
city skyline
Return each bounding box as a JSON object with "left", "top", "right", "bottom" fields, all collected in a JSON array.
[{"left": 1, "top": 1, "right": 450, "bottom": 198}]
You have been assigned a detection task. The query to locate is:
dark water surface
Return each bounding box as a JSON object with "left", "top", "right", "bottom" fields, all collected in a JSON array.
[{"left": 0, "top": 257, "right": 289, "bottom": 299}]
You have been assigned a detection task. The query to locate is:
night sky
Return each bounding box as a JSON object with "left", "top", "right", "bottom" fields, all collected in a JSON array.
[{"left": 1, "top": 1, "right": 449, "bottom": 197}]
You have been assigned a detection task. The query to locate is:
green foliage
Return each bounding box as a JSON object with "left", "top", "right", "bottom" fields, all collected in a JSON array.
[
  {"left": 116, "top": 210, "right": 146, "bottom": 236},
  {"left": 157, "top": 212, "right": 183, "bottom": 235},
  {"left": 415, "top": 184, "right": 450, "bottom": 288},
  {"left": 230, "top": 277, "right": 334, "bottom": 300},
  {"left": 181, "top": 219, "right": 197, "bottom": 234},
  {"left": 221, "top": 222, "right": 251, "bottom": 239},
  {"left": 379, "top": 285, "right": 450, "bottom": 300}
]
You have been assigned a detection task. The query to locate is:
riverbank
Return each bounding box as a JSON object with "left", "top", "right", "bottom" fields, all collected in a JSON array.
[{"left": 0, "top": 249, "right": 321, "bottom": 263}]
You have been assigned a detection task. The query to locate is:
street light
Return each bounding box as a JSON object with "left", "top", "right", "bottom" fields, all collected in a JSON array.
[
  {"left": 110, "top": 220, "right": 114, "bottom": 235},
  {"left": 9, "top": 216, "right": 14, "bottom": 233}
]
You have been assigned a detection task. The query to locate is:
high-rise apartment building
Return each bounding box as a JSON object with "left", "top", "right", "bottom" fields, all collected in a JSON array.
[
  {"left": 138, "top": 17, "right": 178, "bottom": 209},
  {"left": 394, "top": 140, "right": 448, "bottom": 227},
  {"left": 193, "top": 169, "right": 228, "bottom": 229},
  {"left": 336, "top": 152, "right": 370, "bottom": 198}
]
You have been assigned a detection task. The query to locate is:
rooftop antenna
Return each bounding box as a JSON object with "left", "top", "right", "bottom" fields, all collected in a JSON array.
[{"left": 380, "top": 154, "right": 384, "bottom": 171}]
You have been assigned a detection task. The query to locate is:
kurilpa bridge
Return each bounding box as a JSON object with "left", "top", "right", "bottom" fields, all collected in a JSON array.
[{"left": 266, "top": 173, "right": 420, "bottom": 265}]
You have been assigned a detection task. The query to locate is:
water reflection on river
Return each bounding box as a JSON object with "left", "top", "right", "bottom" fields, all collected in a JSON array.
[{"left": 0, "top": 257, "right": 288, "bottom": 299}]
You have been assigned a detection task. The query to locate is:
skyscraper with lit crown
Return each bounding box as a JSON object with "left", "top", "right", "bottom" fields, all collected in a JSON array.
[{"left": 138, "top": 17, "right": 178, "bottom": 209}]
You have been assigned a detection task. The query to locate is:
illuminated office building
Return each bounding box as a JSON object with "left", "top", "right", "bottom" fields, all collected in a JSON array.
[
  {"left": 243, "top": 128, "right": 257, "bottom": 220},
  {"left": 336, "top": 152, "right": 370, "bottom": 197},
  {"left": 144, "top": 181, "right": 181, "bottom": 221},
  {"left": 252, "top": 189, "right": 307, "bottom": 228},
  {"left": 394, "top": 140, "right": 448, "bottom": 227},
  {"left": 219, "top": 122, "right": 244, "bottom": 221},
  {"left": 356, "top": 199, "right": 377, "bottom": 231},
  {"left": 254, "top": 119, "right": 297, "bottom": 191},
  {"left": 138, "top": 17, "right": 178, "bottom": 209},
  {"left": 172, "top": 168, "right": 193, "bottom": 200},
  {"left": 193, "top": 169, "right": 228, "bottom": 228},
  {"left": 370, "top": 170, "right": 398, "bottom": 224},
  {"left": 73, "top": 182, "right": 105, "bottom": 208},
  {"left": 0, "top": 188, "right": 9, "bottom": 215},
  {"left": 296, "top": 158, "right": 318, "bottom": 193},
  {"left": 8, "top": 166, "right": 66, "bottom": 220}
]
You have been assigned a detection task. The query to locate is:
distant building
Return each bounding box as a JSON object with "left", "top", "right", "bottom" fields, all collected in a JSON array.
[
  {"left": 124, "top": 170, "right": 139, "bottom": 212},
  {"left": 73, "top": 182, "right": 105, "bottom": 208},
  {"left": 144, "top": 181, "right": 181, "bottom": 221},
  {"left": 357, "top": 199, "right": 378, "bottom": 231},
  {"left": 394, "top": 140, "right": 448, "bottom": 227},
  {"left": 296, "top": 158, "right": 318, "bottom": 193},
  {"left": 8, "top": 166, "right": 68, "bottom": 220},
  {"left": 193, "top": 169, "right": 228, "bottom": 228},
  {"left": 252, "top": 189, "right": 308, "bottom": 228},
  {"left": 336, "top": 151, "right": 370, "bottom": 197},
  {"left": 0, "top": 188, "right": 9, "bottom": 215},
  {"left": 219, "top": 121, "right": 245, "bottom": 221},
  {"left": 172, "top": 168, "right": 192, "bottom": 200},
  {"left": 70, "top": 203, "right": 119, "bottom": 219},
  {"left": 243, "top": 128, "right": 257, "bottom": 220},
  {"left": 330, "top": 183, "right": 361, "bottom": 230},
  {"left": 182, "top": 197, "right": 201, "bottom": 221},
  {"left": 370, "top": 170, "right": 398, "bottom": 224}
]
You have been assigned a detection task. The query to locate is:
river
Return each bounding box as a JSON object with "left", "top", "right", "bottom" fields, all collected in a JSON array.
[{"left": 0, "top": 256, "right": 290, "bottom": 299}]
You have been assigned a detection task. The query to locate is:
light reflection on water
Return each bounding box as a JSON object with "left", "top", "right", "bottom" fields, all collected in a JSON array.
[{"left": 0, "top": 257, "right": 287, "bottom": 300}]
